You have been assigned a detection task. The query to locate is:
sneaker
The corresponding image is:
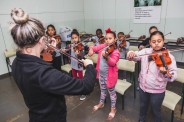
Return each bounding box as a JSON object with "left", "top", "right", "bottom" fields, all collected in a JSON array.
[{"left": 80, "top": 95, "right": 86, "bottom": 101}]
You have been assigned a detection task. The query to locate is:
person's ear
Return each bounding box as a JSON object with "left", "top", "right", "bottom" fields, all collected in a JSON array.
[{"left": 38, "top": 36, "right": 46, "bottom": 46}]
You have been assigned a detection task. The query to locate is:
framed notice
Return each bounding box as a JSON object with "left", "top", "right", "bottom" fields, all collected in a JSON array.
[{"left": 134, "top": 0, "right": 162, "bottom": 23}]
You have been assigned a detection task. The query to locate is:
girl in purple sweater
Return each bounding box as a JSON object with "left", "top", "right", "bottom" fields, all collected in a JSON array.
[{"left": 127, "top": 31, "right": 177, "bottom": 122}]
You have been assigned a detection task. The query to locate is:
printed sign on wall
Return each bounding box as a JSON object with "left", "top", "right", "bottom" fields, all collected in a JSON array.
[{"left": 134, "top": 0, "right": 162, "bottom": 23}]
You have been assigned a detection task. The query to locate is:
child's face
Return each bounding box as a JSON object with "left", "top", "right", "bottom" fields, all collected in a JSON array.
[
  {"left": 96, "top": 31, "right": 103, "bottom": 39},
  {"left": 149, "top": 34, "right": 164, "bottom": 51},
  {"left": 71, "top": 34, "right": 79, "bottom": 43},
  {"left": 47, "top": 27, "right": 55, "bottom": 37},
  {"left": 105, "top": 33, "right": 115, "bottom": 45},
  {"left": 118, "top": 34, "right": 125, "bottom": 41}
]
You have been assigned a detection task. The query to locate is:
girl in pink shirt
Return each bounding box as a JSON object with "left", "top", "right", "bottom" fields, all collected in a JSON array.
[
  {"left": 127, "top": 31, "right": 177, "bottom": 122},
  {"left": 88, "top": 30, "right": 120, "bottom": 120}
]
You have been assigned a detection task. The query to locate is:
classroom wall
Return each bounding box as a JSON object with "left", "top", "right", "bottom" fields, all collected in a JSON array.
[
  {"left": 84, "top": 0, "right": 184, "bottom": 39},
  {"left": 0, "top": 0, "right": 84, "bottom": 75},
  {"left": 0, "top": 0, "right": 184, "bottom": 75}
]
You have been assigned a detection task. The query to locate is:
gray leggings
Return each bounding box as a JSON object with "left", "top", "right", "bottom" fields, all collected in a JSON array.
[{"left": 99, "top": 78, "right": 117, "bottom": 108}]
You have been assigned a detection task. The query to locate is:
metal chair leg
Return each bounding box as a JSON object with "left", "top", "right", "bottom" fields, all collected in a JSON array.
[
  {"left": 6, "top": 58, "right": 11, "bottom": 76},
  {"left": 171, "top": 111, "right": 174, "bottom": 122},
  {"left": 133, "top": 73, "right": 136, "bottom": 99},
  {"left": 122, "top": 95, "right": 124, "bottom": 110},
  {"left": 181, "top": 84, "right": 184, "bottom": 115}
]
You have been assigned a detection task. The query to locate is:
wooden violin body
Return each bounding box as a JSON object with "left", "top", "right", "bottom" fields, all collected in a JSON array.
[
  {"left": 73, "top": 43, "right": 84, "bottom": 52},
  {"left": 119, "top": 40, "right": 126, "bottom": 49},
  {"left": 98, "top": 37, "right": 105, "bottom": 44},
  {"left": 138, "top": 35, "right": 146, "bottom": 40},
  {"left": 151, "top": 48, "right": 172, "bottom": 78},
  {"left": 177, "top": 37, "right": 184, "bottom": 45},
  {"left": 104, "top": 43, "right": 117, "bottom": 59},
  {"left": 53, "top": 35, "right": 62, "bottom": 49},
  {"left": 41, "top": 47, "right": 54, "bottom": 62},
  {"left": 41, "top": 35, "right": 61, "bottom": 62}
]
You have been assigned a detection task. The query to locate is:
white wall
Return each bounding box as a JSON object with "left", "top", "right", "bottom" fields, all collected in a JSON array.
[
  {"left": 0, "top": 0, "right": 184, "bottom": 75},
  {"left": 0, "top": 0, "right": 84, "bottom": 75},
  {"left": 84, "top": 0, "right": 184, "bottom": 39}
]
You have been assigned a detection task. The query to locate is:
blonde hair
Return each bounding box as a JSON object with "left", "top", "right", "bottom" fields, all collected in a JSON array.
[{"left": 10, "top": 8, "right": 45, "bottom": 48}]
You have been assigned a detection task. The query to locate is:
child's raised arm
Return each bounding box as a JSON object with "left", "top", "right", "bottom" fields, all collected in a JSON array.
[
  {"left": 127, "top": 48, "right": 147, "bottom": 61},
  {"left": 106, "top": 50, "right": 120, "bottom": 67},
  {"left": 90, "top": 44, "right": 107, "bottom": 53},
  {"left": 88, "top": 44, "right": 107, "bottom": 56}
]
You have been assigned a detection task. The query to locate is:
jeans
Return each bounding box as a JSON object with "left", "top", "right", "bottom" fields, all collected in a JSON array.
[{"left": 139, "top": 88, "right": 165, "bottom": 122}]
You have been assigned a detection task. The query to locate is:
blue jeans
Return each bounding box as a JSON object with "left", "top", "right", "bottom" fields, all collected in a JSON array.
[{"left": 139, "top": 88, "right": 165, "bottom": 122}]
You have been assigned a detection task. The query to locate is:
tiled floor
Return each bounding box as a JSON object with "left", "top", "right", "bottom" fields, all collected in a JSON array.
[{"left": 0, "top": 73, "right": 184, "bottom": 122}]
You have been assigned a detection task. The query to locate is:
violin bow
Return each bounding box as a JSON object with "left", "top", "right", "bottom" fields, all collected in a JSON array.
[
  {"left": 63, "top": 35, "right": 93, "bottom": 51},
  {"left": 46, "top": 43, "right": 83, "bottom": 65},
  {"left": 136, "top": 48, "right": 184, "bottom": 57},
  {"left": 164, "top": 32, "right": 171, "bottom": 37},
  {"left": 128, "top": 30, "right": 133, "bottom": 35}
]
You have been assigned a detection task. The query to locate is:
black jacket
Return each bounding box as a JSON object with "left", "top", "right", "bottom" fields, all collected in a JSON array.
[{"left": 12, "top": 51, "right": 96, "bottom": 122}]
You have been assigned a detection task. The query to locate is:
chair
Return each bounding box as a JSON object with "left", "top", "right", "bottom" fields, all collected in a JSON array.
[
  {"left": 85, "top": 53, "right": 98, "bottom": 64},
  {"left": 4, "top": 49, "right": 16, "bottom": 75},
  {"left": 129, "top": 46, "right": 139, "bottom": 51},
  {"left": 86, "top": 42, "right": 94, "bottom": 47},
  {"left": 61, "top": 64, "right": 71, "bottom": 74},
  {"left": 162, "top": 68, "right": 184, "bottom": 122},
  {"left": 115, "top": 59, "right": 136, "bottom": 110}
]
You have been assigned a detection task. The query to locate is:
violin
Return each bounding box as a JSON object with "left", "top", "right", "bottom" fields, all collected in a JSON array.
[
  {"left": 119, "top": 40, "right": 126, "bottom": 49},
  {"left": 98, "top": 37, "right": 105, "bottom": 44},
  {"left": 138, "top": 35, "right": 146, "bottom": 40},
  {"left": 47, "top": 43, "right": 84, "bottom": 65},
  {"left": 118, "top": 35, "right": 129, "bottom": 50},
  {"left": 125, "top": 34, "right": 130, "bottom": 38},
  {"left": 176, "top": 37, "right": 184, "bottom": 45},
  {"left": 41, "top": 46, "right": 54, "bottom": 62},
  {"left": 125, "top": 30, "right": 133, "bottom": 39},
  {"left": 53, "top": 35, "right": 62, "bottom": 49},
  {"left": 73, "top": 42, "right": 84, "bottom": 52},
  {"left": 103, "top": 43, "right": 117, "bottom": 59},
  {"left": 41, "top": 35, "right": 61, "bottom": 62},
  {"left": 150, "top": 48, "right": 172, "bottom": 78}
]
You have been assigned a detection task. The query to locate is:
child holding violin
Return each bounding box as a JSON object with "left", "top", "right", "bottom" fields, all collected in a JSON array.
[
  {"left": 66, "top": 29, "right": 86, "bottom": 101},
  {"left": 46, "top": 24, "right": 62, "bottom": 71},
  {"left": 88, "top": 29, "right": 120, "bottom": 120},
  {"left": 138, "top": 26, "right": 158, "bottom": 50},
  {"left": 117, "top": 32, "right": 130, "bottom": 59},
  {"left": 91, "top": 29, "right": 105, "bottom": 46},
  {"left": 127, "top": 31, "right": 177, "bottom": 122}
]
